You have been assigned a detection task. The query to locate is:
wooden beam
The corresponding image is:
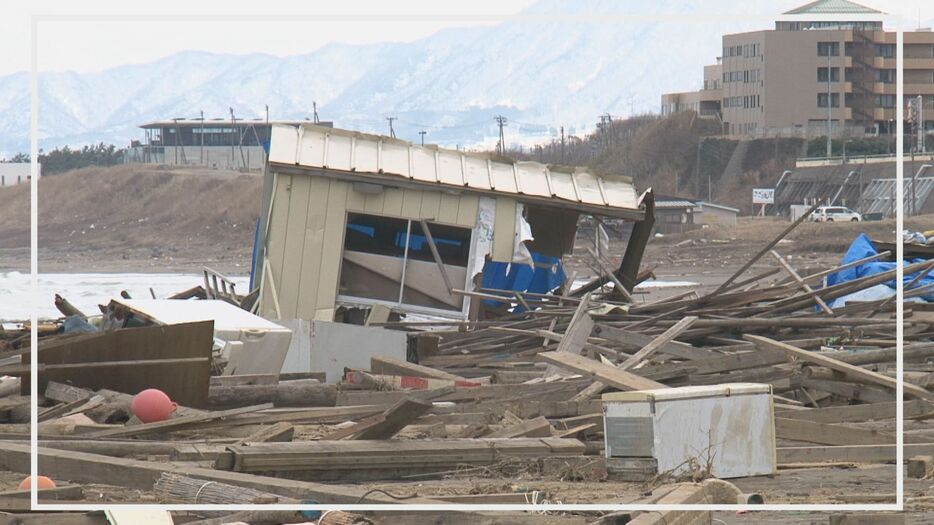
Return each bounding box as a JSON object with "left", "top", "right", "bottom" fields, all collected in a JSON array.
[
  {"left": 486, "top": 416, "right": 552, "bottom": 438},
  {"left": 0, "top": 442, "right": 440, "bottom": 504},
  {"left": 538, "top": 351, "right": 666, "bottom": 392},
  {"left": 320, "top": 414, "right": 387, "bottom": 440},
  {"left": 232, "top": 422, "right": 295, "bottom": 445},
  {"left": 371, "top": 355, "right": 466, "bottom": 381},
  {"left": 86, "top": 403, "right": 274, "bottom": 439},
  {"left": 542, "top": 293, "right": 593, "bottom": 378},
  {"left": 776, "top": 400, "right": 932, "bottom": 424},
  {"left": 572, "top": 317, "right": 696, "bottom": 401},
  {"left": 777, "top": 443, "right": 934, "bottom": 464},
  {"left": 710, "top": 200, "right": 820, "bottom": 295},
  {"left": 619, "top": 316, "right": 698, "bottom": 370},
  {"left": 775, "top": 418, "right": 896, "bottom": 446},
  {"left": 745, "top": 335, "right": 934, "bottom": 401},
  {"left": 419, "top": 219, "right": 455, "bottom": 294},
  {"left": 770, "top": 249, "right": 833, "bottom": 314},
  {"left": 351, "top": 397, "right": 432, "bottom": 440}
]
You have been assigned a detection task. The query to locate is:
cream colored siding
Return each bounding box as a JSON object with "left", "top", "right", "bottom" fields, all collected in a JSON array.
[{"left": 492, "top": 197, "right": 518, "bottom": 263}]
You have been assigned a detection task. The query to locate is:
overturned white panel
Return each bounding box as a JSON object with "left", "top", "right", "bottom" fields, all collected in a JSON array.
[
  {"left": 113, "top": 299, "right": 293, "bottom": 376},
  {"left": 278, "top": 320, "right": 408, "bottom": 383}
]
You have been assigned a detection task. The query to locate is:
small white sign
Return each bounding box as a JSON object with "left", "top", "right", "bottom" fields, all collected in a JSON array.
[{"left": 752, "top": 188, "right": 775, "bottom": 204}]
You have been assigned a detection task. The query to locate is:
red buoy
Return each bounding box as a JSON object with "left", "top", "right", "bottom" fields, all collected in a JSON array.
[
  {"left": 19, "top": 476, "right": 55, "bottom": 490},
  {"left": 131, "top": 388, "right": 177, "bottom": 423}
]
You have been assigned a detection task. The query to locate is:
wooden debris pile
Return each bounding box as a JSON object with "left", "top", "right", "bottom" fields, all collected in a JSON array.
[{"left": 0, "top": 205, "right": 929, "bottom": 520}]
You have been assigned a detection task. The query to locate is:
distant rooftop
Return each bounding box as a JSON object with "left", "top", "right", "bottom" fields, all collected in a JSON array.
[
  {"left": 140, "top": 120, "right": 333, "bottom": 129},
  {"left": 783, "top": 0, "right": 884, "bottom": 15}
]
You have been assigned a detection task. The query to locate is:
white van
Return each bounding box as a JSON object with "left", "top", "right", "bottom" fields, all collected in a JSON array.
[{"left": 812, "top": 206, "right": 862, "bottom": 222}]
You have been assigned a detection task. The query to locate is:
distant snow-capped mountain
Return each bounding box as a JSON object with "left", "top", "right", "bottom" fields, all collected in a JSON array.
[{"left": 0, "top": 0, "right": 801, "bottom": 156}]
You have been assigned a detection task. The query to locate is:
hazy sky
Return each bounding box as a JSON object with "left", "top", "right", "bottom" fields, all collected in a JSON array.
[
  {"left": 3, "top": 0, "right": 934, "bottom": 76},
  {"left": 3, "top": 0, "right": 536, "bottom": 75}
]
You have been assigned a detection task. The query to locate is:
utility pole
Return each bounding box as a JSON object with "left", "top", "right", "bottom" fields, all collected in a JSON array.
[
  {"left": 826, "top": 43, "right": 832, "bottom": 158},
  {"left": 918, "top": 95, "right": 925, "bottom": 153},
  {"left": 494, "top": 115, "right": 507, "bottom": 155},
  {"left": 419, "top": 130, "right": 427, "bottom": 146},
  {"left": 313, "top": 102, "right": 319, "bottom": 124},
  {"left": 199, "top": 110, "right": 204, "bottom": 165},
  {"left": 598, "top": 114, "right": 612, "bottom": 150},
  {"left": 560, "top": 126, "right": 566, "bottom": 164},
  {"left": 386, "top": 116, "right": 397, "bottom": 138},
  {"left": 230, "top": 107, "right": 237, "bottom": 169},
  {"left": 172, "top": 117, "right": 180, "bottom": 165}
]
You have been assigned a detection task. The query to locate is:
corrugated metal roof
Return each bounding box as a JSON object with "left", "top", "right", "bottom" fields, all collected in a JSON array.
[
  {"left": 783, "top": 0, "right": 882, "bottom": 15},
  {"left": 140, "top": 120, "right": 326, "bottom": 128},
  {"left": 267, "top": 124, "right": 642, "bottom": 216},
  {"left": 655, "top": 200, "right": 696, "bottom": 209},
  {"left": 697, "top": 201, "right": 741, "bottom": 213}
]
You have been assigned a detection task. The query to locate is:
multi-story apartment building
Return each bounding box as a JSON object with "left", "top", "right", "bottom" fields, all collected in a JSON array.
[{"left": 661, "top": 0, "right": 934, "bottom": 138}]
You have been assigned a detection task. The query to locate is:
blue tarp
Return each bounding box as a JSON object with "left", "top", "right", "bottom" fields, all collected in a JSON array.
[
  {"left": 481, "top": 252, "right": 566, "bottom": 311},
  {"left": 827, "top": 233, "right": 934, "bottom": 302}
]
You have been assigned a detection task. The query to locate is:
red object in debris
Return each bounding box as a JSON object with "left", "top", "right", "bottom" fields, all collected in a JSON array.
[
  {"left": 18, "top": 476, "right": 55, "bottom": 490},
  {"left": 131, "top": 388, "right": 178, "bottom": 423}
]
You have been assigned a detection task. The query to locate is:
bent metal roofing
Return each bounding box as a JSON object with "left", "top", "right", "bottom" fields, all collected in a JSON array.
[{"left": 266, "top": 124, "right": 644, "bottom": 220}]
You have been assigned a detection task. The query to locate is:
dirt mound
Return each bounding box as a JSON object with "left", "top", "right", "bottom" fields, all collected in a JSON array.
[{"left": 0, "top": 165, "right": 262, "bottom": 272}]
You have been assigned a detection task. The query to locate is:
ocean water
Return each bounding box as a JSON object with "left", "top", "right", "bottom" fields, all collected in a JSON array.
[
  {"left": 0, "top": 272, "right": 250, "bottom": 321},
  {"left": 0, "top": 272, "right": 697, "bottom": 321}
]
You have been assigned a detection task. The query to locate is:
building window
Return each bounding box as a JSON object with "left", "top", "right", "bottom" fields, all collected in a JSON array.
[
  {"left": 817, "top": 93, "right": 840, "bottom": 108},
  {"left": 817, "top": 42, "right": 840, "bottom": 57},
  {"left": 875, "top": 69, "right": 895, "bottom": 83},
  {"left": 817, "top": 67, "right": 840, "bottom": 82},
  {"left": 875, "top": 95, "right": 896, "bottom": 108},
  {"left": 874, "top": 43, "right": 895, "bottom": 58},
  {"left": 339, "top": 212, "right": 471, "bottom": 312}
]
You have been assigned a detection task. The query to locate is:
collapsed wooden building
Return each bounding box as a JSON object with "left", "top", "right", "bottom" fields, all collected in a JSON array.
[{"left": 252, "top": 124, "right": 654, "bottom": 321}]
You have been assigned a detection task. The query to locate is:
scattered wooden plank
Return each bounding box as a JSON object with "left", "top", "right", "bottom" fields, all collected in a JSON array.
[
  {"left": 770, "top": 249, "right": 833, "bottom": 314},
  {"left": 774, "top": 418, "right": 896, "bottom": 446},
  {"left": 745, "top": 335, "right": 934, "bottom": 401},
  {"left": 542, "top": 294, "right": 594, "bottom": 378},
  {"left": 538, "top": 351, "right": 666, "bottom": 392},
  {"left": 486, "top": 416, "right": 552, "bottom": 438},
  {"left": 0, "top": 442, "right": 440, "bottom": 504},
  {"left": 320, "top": 414, "right": 387, "bottom": 441},
  {"left": 86, "top": 403, "right": 274, "bottom": 439},
  {"left": 232, "top": 422, "right": 295, "bottom": 445},
  {"left": 350, "top": 397, "right": 433, "bottom": 440},
  {"left": 776, "top": 400, "right": 932, "bottom": 424},
  {"left": 370, "top": 355, "right": 466, "bottom": 381},
  {"left": 777, "top": 443, "right": 934, "bottom": 464},
  {"left": 572, "top": 316, "right": 696, "bottom": 401}
]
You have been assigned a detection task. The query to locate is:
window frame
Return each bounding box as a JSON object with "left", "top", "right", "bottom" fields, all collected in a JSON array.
[{"left": 336, "top": 211, "right": 475, "bottom": 318}]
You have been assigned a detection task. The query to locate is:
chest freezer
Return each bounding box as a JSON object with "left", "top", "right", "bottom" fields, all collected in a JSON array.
[{"left": 602, "top": 383, "right": 776, "bottom": 480}]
